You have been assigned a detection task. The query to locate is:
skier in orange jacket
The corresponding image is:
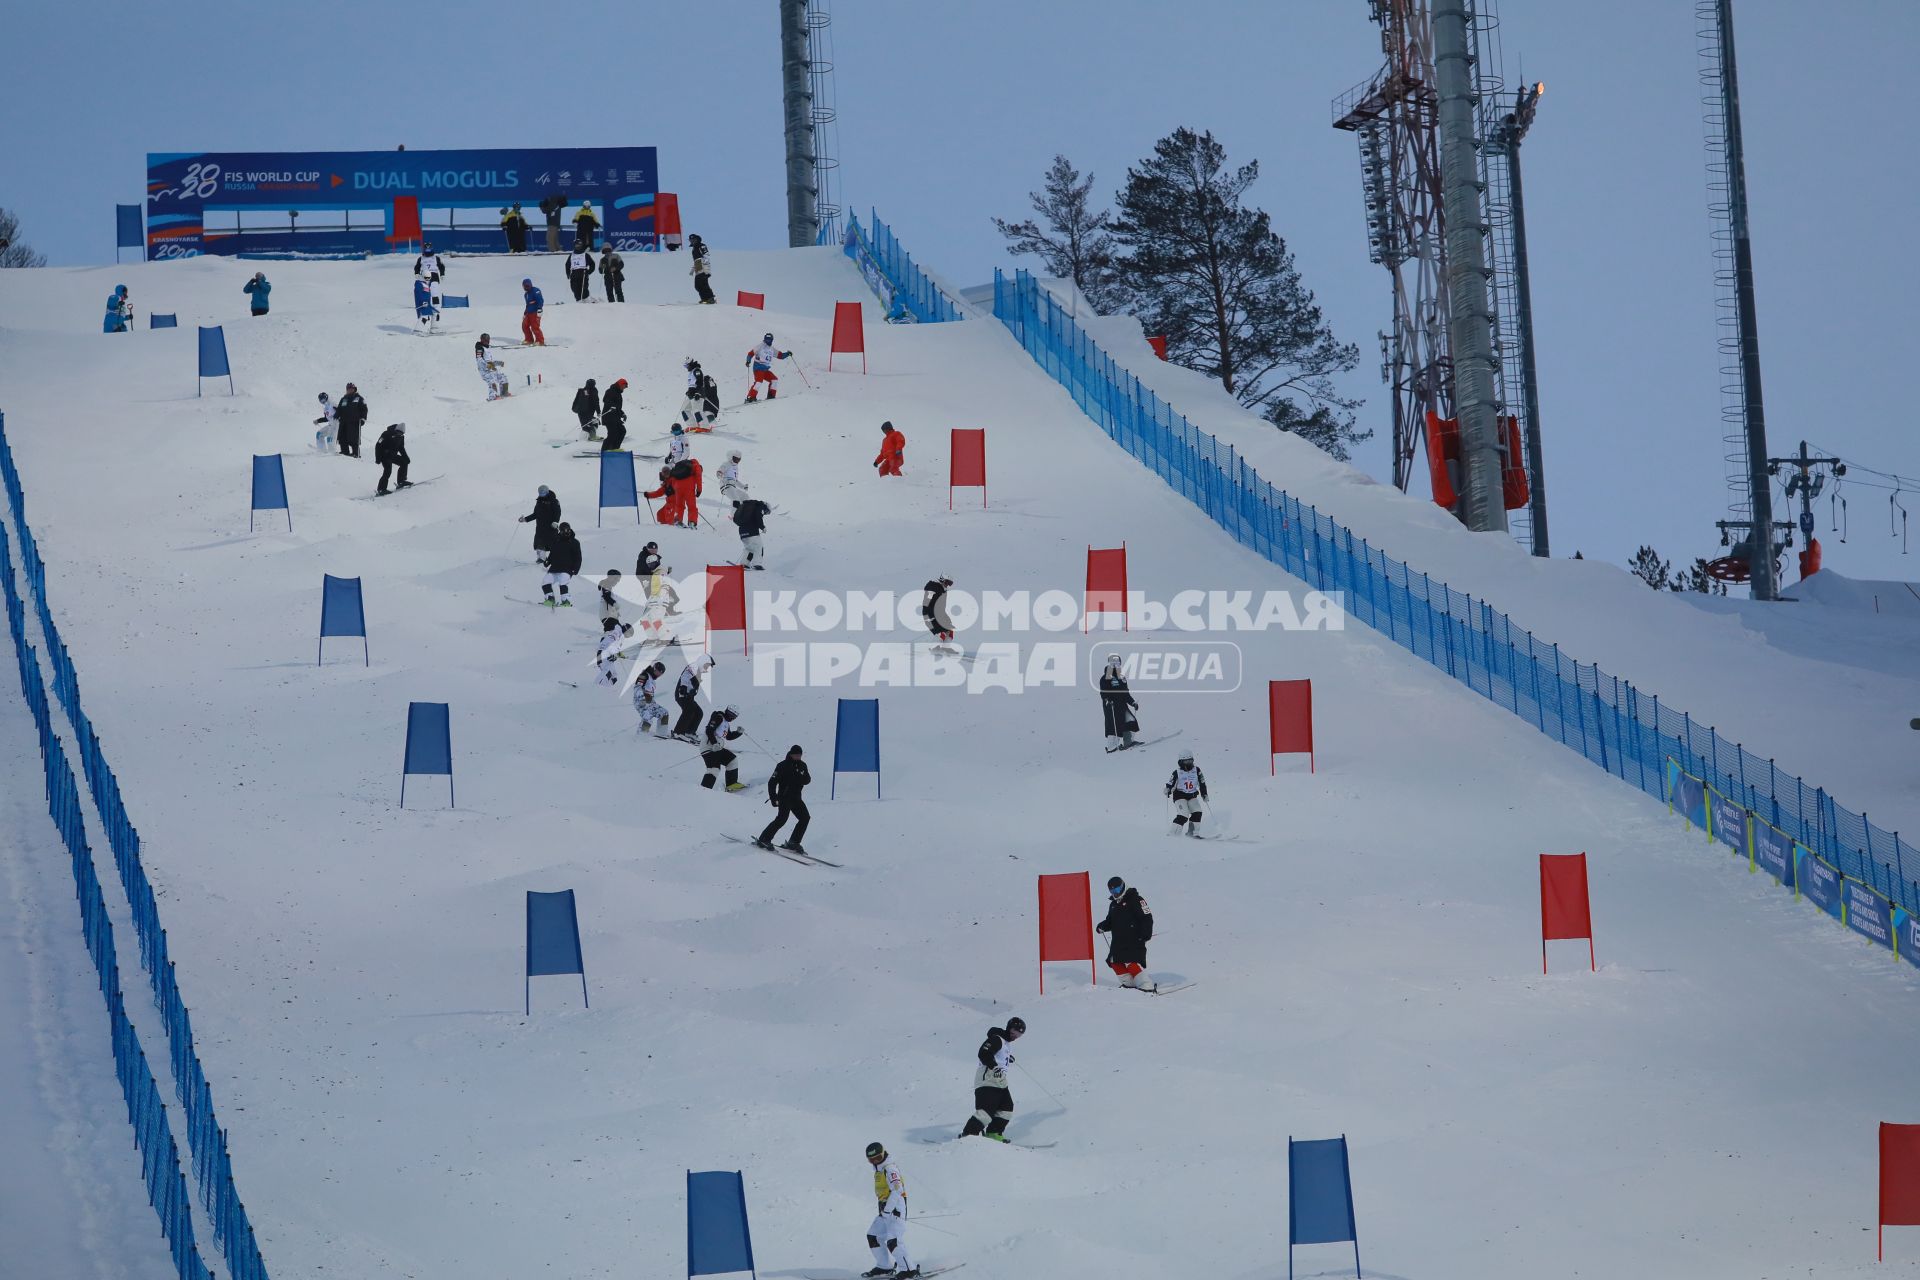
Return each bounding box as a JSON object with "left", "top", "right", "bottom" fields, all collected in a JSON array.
[
  {"left": 683, "top": 457, "right": 705, "bottom": 527},
  {"left": 646, "top": 467, "right": 683, "bottom": 525},
  {"left": 874, "top": 421, "right": 906, "bottom": 477}
]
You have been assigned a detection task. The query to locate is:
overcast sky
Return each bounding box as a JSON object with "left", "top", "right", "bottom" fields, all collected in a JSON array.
[{"left": 6, "top": 0, "right": 1914, "bottom": 586}]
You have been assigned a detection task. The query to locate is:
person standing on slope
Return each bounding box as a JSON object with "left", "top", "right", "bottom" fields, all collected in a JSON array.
[
  {"left": 335, "top": 383, "right": 368, "bottom": 458},
  {"left": 600, "top": 244, "right": 625, "bottom": 302},
  {"left": 566, "top": 239, "right": 595, "bottom": 302},
  {"left": 861, "top": 1142, "right": 919, "bottom": 1279},
  {"left": 680, "top": 455, "right": 705, "bottom": 529},
  {"left": 572, "top": 378, "right": 601, "bottom": 441},
  {"left": 539, "top": 193, "right": 565, "bottom": 253},
  {"left": 1096, "top": 876, "right": 1156, "bottom": 990},
  {"left": 958, "top": 1017, "right": 1025, "bottom": 1141},
  {"left": 542, "top": 522, "right": 582, "bottom": 608},
  {"left": 519, "top": 485, "right": 561, "bottom": 565},
  {"left": 373, "top": 423, "right": 411, "bottom": 495},
  {"left": 475, "top": 334, "right": 510, "bottom": 400},
  {"left": 700, "top": 706, "right": 746, "bottom": 791},
  {"left": 631, "top": 660, "right": 670, "bottom": 737},
  {"left": 520, "top": 278, "right": 546, "bottom": 346},
  {"left": 103, "top": 284, "right": 132, "bottom": 333},
  {"left": 597, "top": 569, "right": 623, "bottom": 625},
  {"left": 596, "top": 616, "right": 635, "bottom": 687},
  {"left": 672, "top": 654, "right": 714, "bottom": 740},
  {"left": 1099, "top": 653, "right": 1139, "bottom": 752},
  {"left": 502, "top": 202, "right": 529, "bottom": 254},
  {"left": 414, "top": 241, "right": 447, "bottom": 281},
  {"left": 243, "top": 271, "right": 271, "bottom": 316},
  {"left": 599, "top": 388, "right": 628, "bottom": 452},
  {"left": 921, "top": 576, "right": 955, "bottom": 645},
  {"left": 572, "top": 200, "right": 600, "bottom": 251},
  {"left": 688, "top": 233, "right": 715, "bottom": 304},
  {"left": 413, "top": 275, "right": 438, "bottom": 332},
  {"left": 312, "top": 392, "right": 338, "bottom": 453},
  {"left": 873, "top": 421, "right": 906, "bottom": 477},
  {"left": 1165, "top": 753, "right": 1208, "bottom": 836},
  {"left": 755, "top": 745, "right": 812, "bottom": 854},
  {"left": 718, "top": 451, "right": 747, "bottom": 503},
  {"left": 732, "top": 497, "right": 770, "bottom": 570},
  {"left": 743, "top": 332, "right": 791, "bottom": 403},
  {"left": 664, "top": 423, "right": 691, "bottom": 469}
]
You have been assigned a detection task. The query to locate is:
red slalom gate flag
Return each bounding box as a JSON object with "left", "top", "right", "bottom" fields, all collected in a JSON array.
[
  {"left": 1037, "top": 872, "right": 1095, "bottom": 993},
  {"left": 828, "top": 301, "right": 866, "bottom": 373},
  {"left": 704, "top": 564, "right": 748, "bottom": 655},
  {"left": 736, "top": 291, "right": 765, "bottom": 310},
  {"left": 1147, "top": 335, "right": 1169, "bottom": 361},
  {"left": 950, "top": 429, "right": 986, "bottom": 509},
  {"left": 1539, "top": 853, "right": 1595, "bottom": 972},
  {"left": 1267, "top": 679, "right": 1315, "bottom": 774},
  {"left": 387, "top": 195, "right": 422, "bottom": 246},
  {"left": 1882, "top": 1123, "right": 1920, "bottom": 1259},
  {"left": 1084, "top": 544, "right": 1128, "bottom": 631}
]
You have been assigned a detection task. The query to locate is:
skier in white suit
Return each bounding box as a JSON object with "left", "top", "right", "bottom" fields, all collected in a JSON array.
[{"left": 862, "top": 1142, "right": 918, "bottom": 1279}]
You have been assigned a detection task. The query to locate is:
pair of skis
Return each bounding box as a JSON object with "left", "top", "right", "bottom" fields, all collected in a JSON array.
[
  {"left": 719, "top": 832, "right": 842, "bottom": 868},
  {"left": 351, "top": 476, "right": 441, "bottom": 500}
]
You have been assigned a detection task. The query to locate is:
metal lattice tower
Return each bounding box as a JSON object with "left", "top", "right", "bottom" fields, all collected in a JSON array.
[
  {"left": 1332, "top": 0, "right": 1452, "bottom": 496},
  {"left": 1697, "top": 0, "right": 1780, "bottom": 600},
  {"left": 779, "top": 0, "right": 818, "bottom": 247},
  {"left": 805, "top": 1, "right": 843, "bottom": 244}
]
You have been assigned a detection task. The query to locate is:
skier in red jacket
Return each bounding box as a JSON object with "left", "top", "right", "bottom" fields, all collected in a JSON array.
[
  {"left": 874, "top": 421, "right": 905, "bottom": 477},
  {"left": 646, "top": 467, "right": 683, "bottom": 525}
]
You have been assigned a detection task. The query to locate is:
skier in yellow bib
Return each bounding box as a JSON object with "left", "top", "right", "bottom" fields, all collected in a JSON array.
[{"left": 862, "top": 1142, "right": 918, "bottom": 1278}]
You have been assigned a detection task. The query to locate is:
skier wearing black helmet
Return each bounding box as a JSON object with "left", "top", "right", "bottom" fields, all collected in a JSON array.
[
  {"left": 1165, "top": 753, "right": 1208, "bottom": 836},
  {"left": 1097, "top": 876, "right": 1156, "bottom": 990},
  {"left": 744, "top": 332, "right": 791, "bottom": 403},
  {"left": 1099, "top": 653, "right": 1139, "bottom": 752},
  {"left": 861, "top": 1142, "right": 917, "bottom": 1278},
  {"left": 958, "top": 1018, "right": 1026, "bottom": 1141},
  {"left": 921, "top": 576, "right": 955, "bottom": 645}
]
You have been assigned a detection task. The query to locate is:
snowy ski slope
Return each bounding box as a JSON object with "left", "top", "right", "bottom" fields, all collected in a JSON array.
[{"left": 1, "top": 247, "right": 1918, "bottom": 1279}]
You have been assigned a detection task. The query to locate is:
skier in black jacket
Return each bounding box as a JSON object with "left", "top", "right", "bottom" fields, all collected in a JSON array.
[
  {"left": 373, "top": 423, "right": 410, "bottom": 495},
  {"left": 732, "top": 498, "right": 770, "bottom": 570},
  {"left": 600, "top": 377, "right": 629, "bottom": 452},
  {"left": 1096, "top": 876, "right": 1156, "bottom": 990},
  {"left": 1099, "top": 653, "right": 1139, "bottom": 752},
  {"left": 922, "top": 575, "right": 954, "bottom": 643},
  {"left": 958, "top": 1017, "right": 1026, "bottom": 1141},
  {"left": 519, "top": 486, "right": 560, "bottom": 564},
  {"left": 334, "top": 383, "right": 369, "bottom": 458},
  {"left": 755, "top": 745, "right": 812, "bottom": 853},
  {"left": 600, "top": 247, "right": 625, "bottom": 303},
  {"left": 542, "top": 522, "right": 582, "bottom": 607},
  {"left": 572, "top": 380, "right": 600, "bottom": 440}
]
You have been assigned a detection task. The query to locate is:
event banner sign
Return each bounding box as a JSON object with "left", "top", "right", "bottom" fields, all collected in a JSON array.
[
  {"left": 1798, "top": 850, "right": 1843, "bottom": 922},
  {"left": 1752, "top": 822, "right": 1793, "bottom": 886},
  {"left": 1846, "top": 881, "right": 1895, "bottom": 952},
  {"left": 1710, "top": 790, "right": 1747, "bottom": 854},
  {"left": 146, "top": 147, "right": 658, "bottom": 259}
]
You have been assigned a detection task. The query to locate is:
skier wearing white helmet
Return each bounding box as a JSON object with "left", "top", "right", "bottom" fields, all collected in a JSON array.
[
  {"left": 1165, "top": 753, "right": 1208, "bottom": 836},
  {"left": 717, "top": 450, "right": 747, "bottom": 502}
]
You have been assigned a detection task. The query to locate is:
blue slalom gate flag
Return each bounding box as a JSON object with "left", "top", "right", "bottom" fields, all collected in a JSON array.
[
  {"left": 249, "top": 454, "right": 289, "bottom": 532},
  {"left": 1289, "top": 1134, "right": 1360, "bottom": 1280},
  {"left": 441, "top": 294, "right": 470, "bottom": 308},
  {"left": 318, "top": 574, "right": 367, "bottom": 666},
  {"left": 686, "top": 1170, "right": 756, "bottom": 1278},
  {"left": 525, "top": 889, "right": 588, "bottom": 1014},
  {"left": 149, "top": 313, "right": 178, "bottom": 329},
  {"left": 400, "top": 701, "right": 453, "bottom": 807},
  {"left": 115, "top": 203, "right": 143, "bottom": 251},
  {"left": 598, "top": 451, "right": 640, "bottom": 526},
  {"left": 831, "top": 698, "right": 881, "bottom": 798},
  {"left": 197, "top": 325, "right": 233, "bottom": 395}
]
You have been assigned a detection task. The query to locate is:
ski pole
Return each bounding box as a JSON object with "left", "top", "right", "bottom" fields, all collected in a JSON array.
[
  {"left": 783, "top": 351, "right": 813, "bottom": 389},
  {"left": 1014, "top": 1061, "right": 1069, "bottom": 1111},
  {"left": 740, "top": 729, "right": 779, "bottom": 760}
]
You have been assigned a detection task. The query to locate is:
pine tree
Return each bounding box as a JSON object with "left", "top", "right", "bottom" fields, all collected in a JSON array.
[
  {"left": 1674, "top": 558, "right": 1729, "bottom": 596},
  {"left": 1110, "top": 128, "right": 1365, "bottom": 459},
  {"left": 1629, "top": 545, "right": 1673, "bottom": 590},
  {"left": 992, "top": 155, "right": 1122, "bottom": 312},
  {"left": 0, "top": 207, "right": 48, "bottom": 268}
]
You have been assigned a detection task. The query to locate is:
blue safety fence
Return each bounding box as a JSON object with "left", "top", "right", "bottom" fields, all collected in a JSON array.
[
  {"left": 991, "top": 268, "right": 1920, "bottom": 923},
  {"left": 0, "top": 414, "right": 272, "bottom": 1280},
  {"left": 0, "top": 467, "right": 213, "bottom": 1279},
  {"left": 843, "top": 209, "right": 963, "bottom": 324}
]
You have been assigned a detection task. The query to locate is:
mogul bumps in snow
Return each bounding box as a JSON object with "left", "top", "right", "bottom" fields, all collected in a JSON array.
[
  {"left": 861, "top": 1142, "right": 919, "bottom": 1279},
  {"left": 700, "top": 706, "right": 747, "bottom": 790},
  {"left": 1165, "top": 753, "right": 1208, "bottom": 836},
  {"left": 1099, "top": 653, "right": 1139, "bottom": 751},
  {"left": 1097, "top": 876, "right": 1156, "bottom": 990},
  {"left": 743, "top": 333, "right": 791, "bottom": 403},
  {"left": 958, "top": 1017, "right": 1025, "bottom": 1141}
]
